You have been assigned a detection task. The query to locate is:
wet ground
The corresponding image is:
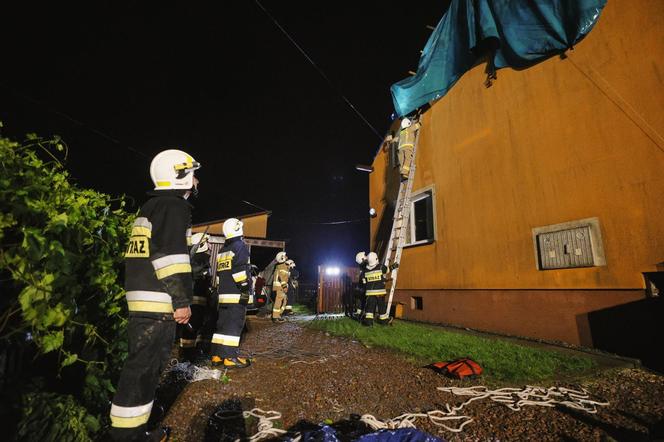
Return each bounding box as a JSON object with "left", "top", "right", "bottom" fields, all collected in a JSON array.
[{"left": 159, "top": 316, "right": 664, "bottom": 441}]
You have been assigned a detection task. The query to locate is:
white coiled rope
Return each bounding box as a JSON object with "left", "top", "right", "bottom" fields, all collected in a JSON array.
[
  {"left": 165, "top": 360, "right": 222, "bottom": 382},
  {"left": 239, "top": 408, "right": 299, "bottom": 442},
  {"left": 360, "top": 385, "right": 609, "bottom": 434},
  {"left": 361, "top": 411, "right": 474, "bottom": 433},
  {"left": 436, "top": 385, "right": 610, "bottom": 413}
]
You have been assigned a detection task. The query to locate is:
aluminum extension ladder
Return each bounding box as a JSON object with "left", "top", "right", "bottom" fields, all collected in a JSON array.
[{"left": 384, "top": 121, "right": 421, "bottom": 316}]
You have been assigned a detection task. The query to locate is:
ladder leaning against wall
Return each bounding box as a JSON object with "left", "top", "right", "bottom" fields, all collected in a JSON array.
[{"left": 383, "top": 120, "right": 421, "bottom": 317}]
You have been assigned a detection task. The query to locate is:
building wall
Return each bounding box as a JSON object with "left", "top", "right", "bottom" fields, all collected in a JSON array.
[
  {"left": 192, "top": 213, "right": 269, "bottom": 238},
  {"left": 370, "top": 0, "right": 664, "bottom": 345}
]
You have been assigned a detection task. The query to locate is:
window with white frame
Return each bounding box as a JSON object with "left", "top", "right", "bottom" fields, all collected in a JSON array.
[{"left": 405, "top": 189, "right": 435, "bottom": 246}]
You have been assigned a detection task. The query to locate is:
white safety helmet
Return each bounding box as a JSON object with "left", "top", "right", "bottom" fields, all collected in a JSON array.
[
  {"left": 191, "top": 232, "right": 209, "bottom": 253},
  {"left": 222, "top": 218, "right": 243, "bottom": 239},
  {"left": 401, "top": 118, "right": 412, "bottom": 129},
  {"left": 150, "top": 149, "right": 201, "bottom": 191},
  {"left": 355, "top": 251, "right": 367, "bottom": 265},
  {"left": 286, "top": 259, "right": 295, "bottom": 268},
  {"left": 276, "top": 251, "right": 288, "bottom": 263},
  {"left": 366, "top": 252, "right": 379, "bottom": 269}
]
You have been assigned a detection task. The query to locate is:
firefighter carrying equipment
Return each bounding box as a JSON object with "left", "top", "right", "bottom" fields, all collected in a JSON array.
[
  {"left": 212, "top": 235, "right": 251, "bottom": 361},
  {"left": 276, "top": 251, "right": 288, "bottom": 263},
  {"left": 222, "top": 217, "right": 244, "bottom": 239},
  {"left": 150, "top": 149, "right": 200, "bottom": 191},
  {"left": 430, "top": 358, "right": 483, "bottom": 379}
]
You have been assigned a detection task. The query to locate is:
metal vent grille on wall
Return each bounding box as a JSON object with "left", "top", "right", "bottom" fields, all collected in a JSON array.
[
  {"left": 537, "top": 226, "right": 593, "bottom": 269},
  {"left": 532, "top": 218, "right": 606, "bottom": 270}
]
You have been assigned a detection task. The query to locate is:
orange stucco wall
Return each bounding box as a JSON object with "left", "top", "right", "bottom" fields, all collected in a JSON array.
[
  {"left": 369, "top": 0, "right": 664, "bottom": 344},
  {"left": 192, "top": 213, "right": 269, "bottom": 238}
]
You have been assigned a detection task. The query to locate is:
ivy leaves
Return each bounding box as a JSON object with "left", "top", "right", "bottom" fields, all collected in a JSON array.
[{"left": 0, "top": 131, "right": 133, "bottom": 439}]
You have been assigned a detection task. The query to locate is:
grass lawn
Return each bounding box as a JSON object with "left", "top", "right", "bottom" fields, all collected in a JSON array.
[
  {"left": 305, "top": 318, "right": 596, "bottom": 384},
  {"left": 290, "top": 304, "right": 315, "bottom": 315}
]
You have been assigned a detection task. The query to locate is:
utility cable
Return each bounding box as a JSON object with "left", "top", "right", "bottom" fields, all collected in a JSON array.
[
  {"left": 0, "top": 83, "right": 149, "bottom": 159},
  {"left": 239, "top": 199, "right": 366, "bottom": 225},
  {"left": 253, "top": 0, "right": 383, "bottom": 141}
]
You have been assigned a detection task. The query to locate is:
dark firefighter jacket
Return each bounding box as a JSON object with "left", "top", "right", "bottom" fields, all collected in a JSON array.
[
  {"left": 362, "top": 265, "right": 388, "bottom": 296},
  {"left": 216, "top": 237, "right": 252, "bottom": 304},
  {"left": 192, "top": 252, "right": 212, "bottom": 306},
  {"left": 357, "top": 263, "right": 367, "bottom": 292},
  {"left": 124, "top": 190, "right": 193, "bottom": 316}
]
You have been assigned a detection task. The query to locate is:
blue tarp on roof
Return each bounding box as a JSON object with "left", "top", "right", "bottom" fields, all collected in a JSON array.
[{"left": 390, "top": 0, "right": 608, "bottom": 117}]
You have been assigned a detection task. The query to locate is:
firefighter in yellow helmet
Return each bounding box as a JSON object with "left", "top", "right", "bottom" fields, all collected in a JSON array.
[
  {"left": 271, "top": 251, "right": 290, "bottom": 322},
  {"left": 210, "top": 218, "right": 252, "bottom": 369},
  {"left": 110, "top": 149, "right": 200, "bottom": 441}
]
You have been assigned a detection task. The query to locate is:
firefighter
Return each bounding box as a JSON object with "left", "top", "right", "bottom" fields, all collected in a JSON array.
[
  {"left": 361, "top": 252, "right": 397, "bottom": 326},
  {"left": 210, "top": 218, "right": 252, "bottom": 369},
  {"left": 397, "top": 117, "right": 420, "bottom": 181},
  {"left": 177, "top": 232, "right": 212, "bottom": 361},
  {"left": 283, "top": 259, "right": 298, "bottom": 316},
  {"left": 353, "top": 251, "right": 368, "bottom": 319},
  {"left": 271, "top": 251, "right": 290, "bottom": 322},
  {"left": 110, "top": 149, "right": 200, "bottom": 441}
]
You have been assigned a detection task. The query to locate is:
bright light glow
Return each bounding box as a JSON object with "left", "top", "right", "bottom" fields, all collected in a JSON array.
[{"left": 325, "top": 266, "right": 341, "bottom": 276}]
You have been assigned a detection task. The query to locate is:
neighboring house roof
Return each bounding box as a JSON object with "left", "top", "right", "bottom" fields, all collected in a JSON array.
[{"left": 192, "top": 210, "right": 271, "bottom": 228}]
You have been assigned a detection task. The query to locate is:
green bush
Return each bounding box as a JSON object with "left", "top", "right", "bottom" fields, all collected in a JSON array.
[{"left": 0, "top": 129, "right": 133, "bottom": 440}]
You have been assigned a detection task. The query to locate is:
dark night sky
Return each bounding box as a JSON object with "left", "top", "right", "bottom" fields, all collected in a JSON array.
[{"left": 1, "top": 1, "right": 447, "bottom": 282}]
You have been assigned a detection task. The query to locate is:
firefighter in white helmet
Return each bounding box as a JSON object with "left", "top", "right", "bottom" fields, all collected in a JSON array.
[
  {"left": 352, "top": 251, "right": 368, "bottom": 319},
  {"left": 210, "top": 218, "right": 252, "bottom": 368},
  {"left": 283, "top": 259, "right": 298, "bottom": 316},
  {"left": 272, "top": 251, "right": 290, "bottom": 322},
  {"left": 177, "top": 232, "right": 213, "bottom": 361},
  {"left": 361, "top": 252, "right": 398, "bottom": 326},
  {"left": 110, "top": 149, "right": 200, "bottom": 441},
  {"left": 396, "top": 117, "right": 420, "bottom": 181}
]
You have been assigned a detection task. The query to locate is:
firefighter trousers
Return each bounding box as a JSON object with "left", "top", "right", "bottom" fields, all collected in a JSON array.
[
  {"left": 211, "top": 303, "right": 247, "bottom": 359},
  {"left": 364, "top": 295, "right": 389, "bottom": 324},
  {"left": 110, "top": 316, "right": 175, "bottom": 441},
  {"left": 272, "top": 288, "right": 287, "bottom": 319},
  {"left": 177, "top": 303, "right": 206, "bottom": 352},
  {"left": 398, "top": 146, "right": 413, "bottom": 178}
]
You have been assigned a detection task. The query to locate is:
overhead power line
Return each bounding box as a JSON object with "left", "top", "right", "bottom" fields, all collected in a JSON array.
[
  {"left": 254, "top": 0, "right": 383, "bottom": 141},
  {"left": 0, "top": 83, "right": 149, "bottom": 159}
]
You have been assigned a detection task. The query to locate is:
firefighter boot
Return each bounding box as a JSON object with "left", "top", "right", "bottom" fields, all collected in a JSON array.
[
  {"left": 133, "top": 427, "right": 169, "bottom": 442},
  {"left": 210, "top": 356, "right": 224, "bottom": 367},
  {"left": 224, "top": 357, "right": 251, "bottom": 369}
]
